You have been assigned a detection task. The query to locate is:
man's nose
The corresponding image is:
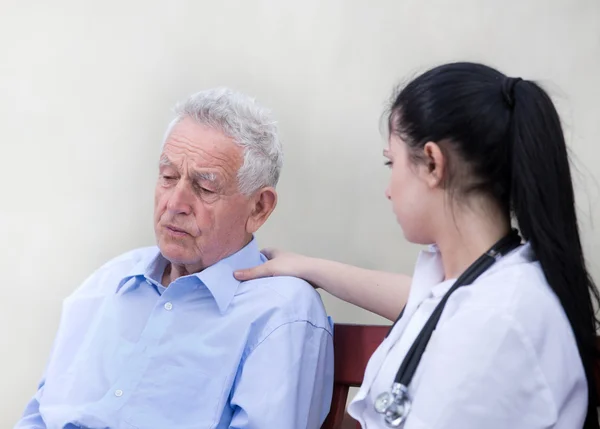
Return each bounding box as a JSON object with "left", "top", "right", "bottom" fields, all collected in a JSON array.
[{"left": 167, "top": 181, "right": 193, "bottom": 215}]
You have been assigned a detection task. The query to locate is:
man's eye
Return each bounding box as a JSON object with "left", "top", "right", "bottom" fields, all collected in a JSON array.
[{"left": 193, "top": 182, "right": 216, "bottom": 194}]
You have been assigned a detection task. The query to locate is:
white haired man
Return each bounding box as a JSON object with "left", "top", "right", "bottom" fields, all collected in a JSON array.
[{"left": 15, "top": 88, "right": 334, "bottom": 429}]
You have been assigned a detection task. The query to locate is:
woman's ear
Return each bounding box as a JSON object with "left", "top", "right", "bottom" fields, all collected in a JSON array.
[
  {"left": 245, "top": 187, "right": 278, "bottom": 234},
  {"left": 422, "top": 141, "right": 446, "bottom": 188}
]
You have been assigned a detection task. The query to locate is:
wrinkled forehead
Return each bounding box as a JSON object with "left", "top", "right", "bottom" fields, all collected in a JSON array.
[{"left": 161, "top": 118, "right": 244, "bottom": 177}]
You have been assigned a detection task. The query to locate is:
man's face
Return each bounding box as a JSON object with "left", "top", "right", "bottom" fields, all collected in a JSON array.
[{"left": 154, "top": 117, "right": 255, "bottom": 271}]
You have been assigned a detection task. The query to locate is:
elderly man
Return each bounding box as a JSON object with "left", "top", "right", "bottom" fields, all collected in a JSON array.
[{"left": 15, "top": 88, "right": 334, "bottom": 429}]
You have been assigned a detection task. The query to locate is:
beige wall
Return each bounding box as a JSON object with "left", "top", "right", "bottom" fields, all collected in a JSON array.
[{"left": 2, "top": 0, "right": 599, "bottom": 425}]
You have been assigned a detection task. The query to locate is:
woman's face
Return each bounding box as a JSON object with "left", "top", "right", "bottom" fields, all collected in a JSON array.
[{"left": 384, "top": 135, "right": 440, "bottom": 245}]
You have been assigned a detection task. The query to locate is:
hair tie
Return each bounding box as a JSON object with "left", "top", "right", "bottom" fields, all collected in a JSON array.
[{"left": 502, "top": 77, "right": 522, "bottom": 108}]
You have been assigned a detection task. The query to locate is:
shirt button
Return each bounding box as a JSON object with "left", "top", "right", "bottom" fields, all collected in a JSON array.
[
  {"left": 115, "top": 389, "right": 123, "bottom": 397},
  {"left": 164, "top": 302, "right": 173, "bottom": 311}
]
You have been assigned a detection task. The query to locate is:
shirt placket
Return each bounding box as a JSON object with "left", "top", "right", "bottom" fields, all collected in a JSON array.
[{"left": 103, "top": 277, "right": 180, "bottom": 416}]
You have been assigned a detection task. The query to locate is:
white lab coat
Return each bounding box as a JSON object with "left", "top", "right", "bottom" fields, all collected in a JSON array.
[{"left": 348, "top": 243, "right": 587, "bottom": 428}]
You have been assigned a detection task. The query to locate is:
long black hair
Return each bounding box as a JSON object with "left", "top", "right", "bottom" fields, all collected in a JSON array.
[{"left": 389, "top": 62, "right": 599, "bottom": 427}]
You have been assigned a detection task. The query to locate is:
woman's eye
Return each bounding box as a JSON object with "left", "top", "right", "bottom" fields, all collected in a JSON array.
[{"left": 201, "top": 187, "right": 215, "bottom": 194}]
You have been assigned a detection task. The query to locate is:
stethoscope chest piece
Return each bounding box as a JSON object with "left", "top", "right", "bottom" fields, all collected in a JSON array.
[{"left": 374, "top": 383, "right": 411, "bottom": 427}]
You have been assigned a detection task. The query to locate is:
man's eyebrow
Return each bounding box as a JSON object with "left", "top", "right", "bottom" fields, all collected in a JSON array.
[
  {"left": 159, "top": 155, "right": 219, "bottom": 184},
  {"left": 192, "top": 171, "right": 218, "bottom": 183}
]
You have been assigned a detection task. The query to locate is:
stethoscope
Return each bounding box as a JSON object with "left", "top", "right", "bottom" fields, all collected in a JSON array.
[{"left": 374, "top": 229, "right": 522, "bottom": 427}]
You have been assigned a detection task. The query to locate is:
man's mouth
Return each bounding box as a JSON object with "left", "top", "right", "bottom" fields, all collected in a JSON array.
[{"left": 164, "top": 225, "right": 190, "bottom": 236}]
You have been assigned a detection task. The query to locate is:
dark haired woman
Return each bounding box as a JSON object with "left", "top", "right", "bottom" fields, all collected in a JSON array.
[{"left": 235, "top": 62, "right": 599, "bottom": 428}]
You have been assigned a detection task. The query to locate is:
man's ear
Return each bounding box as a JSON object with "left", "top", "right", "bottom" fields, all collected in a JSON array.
[
  {"left": 422, "top": 141, "right": 446, "bottom": 188},
  {"left": 246, "top": 187, "right": 278, "bottom": 234}
]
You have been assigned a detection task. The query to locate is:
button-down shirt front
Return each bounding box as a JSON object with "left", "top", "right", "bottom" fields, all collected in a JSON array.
[{"left": 16, "top": 239, "right": 334, "bottom": 429}]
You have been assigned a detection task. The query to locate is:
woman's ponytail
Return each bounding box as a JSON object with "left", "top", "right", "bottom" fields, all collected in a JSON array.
[{"left": 508, "top": 79, "right": 600, "bottom": 428}]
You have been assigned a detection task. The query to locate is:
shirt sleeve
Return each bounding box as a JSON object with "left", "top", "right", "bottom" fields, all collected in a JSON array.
[
  {"left": 13, "top": 380, "right": 47, "bottom": 429},
  {"left": 13, "top": 288, "right": 77, "bottom": 429},
  {"left": 404, "top": 306, "right": 557, "bottom": 429},
  {"left": 228, "top": 320, "right": 334, "bottom": 429},
  {"left": 14, "top": 260, "right": 120, "bottom": 429}
]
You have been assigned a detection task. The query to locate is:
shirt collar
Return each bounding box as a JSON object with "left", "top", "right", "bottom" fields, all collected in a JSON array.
[
  {"left": 116, "top": 250, "right": 165, "bottom": 294},
  {"left": 426, "top": 242, "right": 530, "bottom": 298},
  {"left": 116, "top": 238, "right": 265, "bottom": 314},
  {"left": 195, "top": 238, "right": 264, "bottom": 313},
  {"left": 410, "top": 245, "right": 448, "bottom": 300}
]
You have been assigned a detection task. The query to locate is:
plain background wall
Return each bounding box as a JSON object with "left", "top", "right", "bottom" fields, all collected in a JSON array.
[{"left": 1, "top": 0, "right": 599, "bottom": 425}]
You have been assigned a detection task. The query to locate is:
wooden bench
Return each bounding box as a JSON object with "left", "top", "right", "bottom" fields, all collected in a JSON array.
[{"left": 321, "top": 324, "right": 388, "bottom": 429}]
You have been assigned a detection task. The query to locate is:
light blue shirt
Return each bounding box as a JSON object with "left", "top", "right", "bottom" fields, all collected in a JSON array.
[{"left": 16, "top": 239, "right": 334, "bottom": 429}]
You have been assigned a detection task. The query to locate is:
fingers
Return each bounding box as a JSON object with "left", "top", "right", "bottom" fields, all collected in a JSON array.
[
  {"left": 233, "top": 264, "right": 272, "bottom": 281},
  {"left": 233, "top": 247, "right": 282, "bottom": 281}
]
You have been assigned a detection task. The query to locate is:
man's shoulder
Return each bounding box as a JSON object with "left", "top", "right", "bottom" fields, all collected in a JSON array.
[
  {"left": 240, "top": 276, "right": 332, "bottom": 333},
  {"left": 68, "top": 246, "right": 159, "bottom": 299},
  {"left": 242, "top": 275, "right": 321, "bottom": 308}
]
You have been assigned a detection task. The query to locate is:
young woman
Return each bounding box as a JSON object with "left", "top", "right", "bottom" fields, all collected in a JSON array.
[{"left": 234, "top": 62, "right": 600, "bottom": 428}]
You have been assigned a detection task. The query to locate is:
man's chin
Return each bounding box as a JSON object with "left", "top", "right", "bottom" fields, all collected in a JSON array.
[{"left": 158, "top": 241, "right": 195, "bottom": 264}]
